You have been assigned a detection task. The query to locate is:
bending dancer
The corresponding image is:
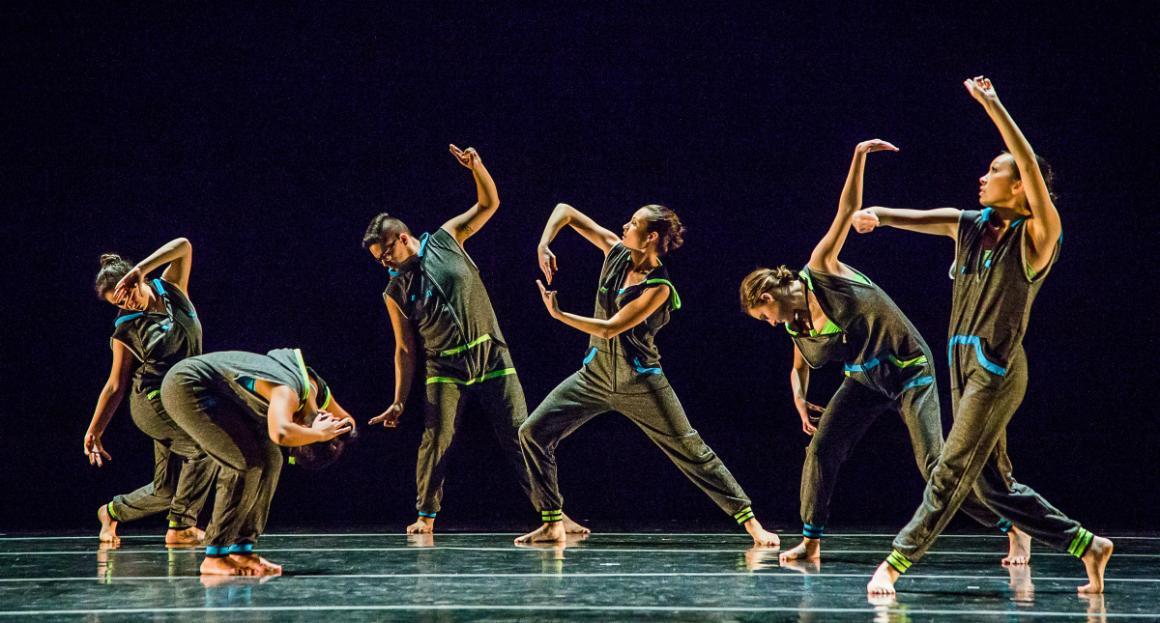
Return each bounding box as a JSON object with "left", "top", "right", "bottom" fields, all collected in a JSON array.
[
  {"left": 861, "top": 77, "right": 1112, "bottom": 595},
  {"left": 364, "top": 146, "right": 581, "bottom": 534},
  {"left": 84, "top": 238, "right": 217, "bottom": 545},
  {"left": 161, "top": 348, "right": 354, "bottom": 576},
  {"left": 516, "top": 202, "right": 779, "bottom": 546},
  {"left": 739, "top": 140, "right": 1026, "bottom": 565}
]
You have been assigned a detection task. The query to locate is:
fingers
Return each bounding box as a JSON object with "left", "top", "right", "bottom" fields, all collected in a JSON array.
[
  {"left": 536, "top": 279, "right": 548, "bottom": 295},
  {"left": 539, "top": 259, "right": 553, "bottom": 285}
]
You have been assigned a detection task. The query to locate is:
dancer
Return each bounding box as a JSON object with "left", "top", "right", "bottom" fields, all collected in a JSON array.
[
  {"left": 739, "top": 140, "right": 1025, "bottom": 565},
  {"left": 364, "top": 145, "right": 581, "bottom": 535},
  {"left": 516, "top": 202, "right": 779, "bottom": 546},
  {"left": 161, "top": 348, "right": 354, "bottom": 576},
  {"left": 84, "top": 238, "right": 217, "bottom": 545},
  {"left": 861, "top": 76, "right": 1112, "bottom": 594}
]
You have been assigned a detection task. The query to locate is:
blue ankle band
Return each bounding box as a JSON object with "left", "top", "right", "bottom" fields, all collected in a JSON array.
[
  {"left": 418, "top": 511, "right": 437, "bottom": 518},
  {"left": 205, "top": 545, "right": 228, "bottom": 557},
  {"left": 802, "top": 522, "right": 825, "bottom": 539},
  {"left": 227, "top": 543, "right": 255, "bottom": 555}
]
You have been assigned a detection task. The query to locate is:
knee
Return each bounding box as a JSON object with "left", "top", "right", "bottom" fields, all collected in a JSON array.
[{"left": 518, "top": 416, "right": 550, "bottom": 449}]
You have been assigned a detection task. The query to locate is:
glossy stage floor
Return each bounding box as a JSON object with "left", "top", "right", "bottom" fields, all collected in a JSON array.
[{"left": 1, "top": 529, "right": 1154, "bottom": 621}]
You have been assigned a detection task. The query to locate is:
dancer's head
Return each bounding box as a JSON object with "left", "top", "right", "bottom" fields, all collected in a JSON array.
[
  {"left": 739, "top": 266, "right": 806, "bottom": 328},
  {"left": 363, "top": 213, "right": 420, "bottom": 270},
  {"left": 289, "top": 367, "right": 354, "bottom": 470},
  {"left": 622, "top": 204, "right": 685, "bottom": 256},
  {"left": 94, "top": 253, "right": 154, "bottom": 311},
  {"left": 978, "top": 152, "right": 1056, "bottom": 212}
]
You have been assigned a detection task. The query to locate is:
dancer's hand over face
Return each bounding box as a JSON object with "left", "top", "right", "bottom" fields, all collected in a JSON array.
[{"left": 312, "top": 412, "right": 353, "bottom": 440}]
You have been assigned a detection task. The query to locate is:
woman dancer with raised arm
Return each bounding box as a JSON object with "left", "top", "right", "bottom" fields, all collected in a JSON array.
[
  {"left": 516, "top": 203, "right": 779, "bottom": 546},
  {"left": 739, "top": 140, "right": 1024, "bottom": 565},
  {"left": 84, "top": 238, "right": 217, "bottom": 545},
  {"left": 860, "top": 76, "right": 1112, "bottom": 595}
]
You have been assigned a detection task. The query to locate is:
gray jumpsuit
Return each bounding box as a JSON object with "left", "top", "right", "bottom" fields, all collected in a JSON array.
[
  {"left": 384, "top": 228, "right": 531, "bottom": 518},
  {"left": 887, "top": 209, "right": 1093, "bottom": 574},
  {"left": 520, "top": 243, "right": 757, "bottom": 526},
  {"left": 160, "top": 348, "right": 313, "bottom": 556},
  {"left": 106, "top": 278, "right": 216, "bottom": 530},
  {"left": 789, "top": 266, "right": 1007, "bottom": 540}
]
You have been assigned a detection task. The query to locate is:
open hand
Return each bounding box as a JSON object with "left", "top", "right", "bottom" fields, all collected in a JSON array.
[
  {"left": 964, "top": 75, "right": 998, "bottom": 106},
  {"left": 538, "top": 245, "right": 558, "bottom": 284},
  {"left": 852, "top": 209, "right": 880, "bottom": 234},
  {"left": 449, "top": 144, "right": 482, "bottom": 170},
  {"left": 856, "top": 139, "right": 899, "bottom": 155},
  {"left": 311, "top": 411, "right": 354, "bottom": 440},
  {"left": 536, "top": 280, "right": 561, "bottom": 318},
  {"left": 112, "top": 266, "right": 143, "bottom": 305},
  {"left": 795, "top": 400, "right": 824, "bottom": 436},
  {"left": 84, "top": 432, "right": 112, "bottom": 467},
  {"left": 369, "top": 403, "right": 404, "bottom": 428}
]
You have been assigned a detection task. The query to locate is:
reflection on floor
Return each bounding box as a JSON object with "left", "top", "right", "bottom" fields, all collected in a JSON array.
[{"left": 0, "top": 529, "right": 1153, "bottom": 621}]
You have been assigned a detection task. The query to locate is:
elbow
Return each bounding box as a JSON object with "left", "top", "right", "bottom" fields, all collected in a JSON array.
[
  {"left": 597, "top": 324, "right": 626, "bottom": 340},
  {"left": 269, "top": 426, "right": 292, "bottom": 446}
]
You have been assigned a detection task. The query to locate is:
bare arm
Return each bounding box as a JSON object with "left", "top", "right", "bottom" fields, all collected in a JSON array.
[
  {"left": 441, "top": 145, "right": 499, "bottom": 245},
  {"left": 853, "top": 206, "right": 962, "bottom": 239},
  {"left": 112, "top": 238, "right": 193, "bottom": 302},
  {"left": 809, "top": 140, "right": 898, "bottom": 273},
  {"left": 83, "top": 340, "right": 134, "bottom": 466},
  {"left": 789, "top": 345, "right": 823, "bottom": 436},
  {"left": 369, "top": 296, "right": 416, "bottom": 428},
  {"left": 265, "top": 386, "right": 351, "bottom": 447},
  {"left": 537, "top": 203, "right": 621, "bottom": 284},
  {"left": 965, "top": 76, "right": 1061, "bottom": 273},
  {"left": 537, "top": 279, "right": 669, "bottom": 339}
]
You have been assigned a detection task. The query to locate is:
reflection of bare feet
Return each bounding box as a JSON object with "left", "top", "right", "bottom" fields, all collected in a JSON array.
[
  {"left": 407, "top": 533, "right": 435, "bottom": 548},
  {"left": 742, "top": 518, "right": 779, "bottom": 548},
  {"left": 779, "top": 538, "right": 820, "bottom": 564},
  {"left": 97, "top": 505, "right": 120, "bottom": 545},
  {"left": 166, "top": 527, "right": 202, "bottom": 546},
  {"left": 1002, "top": 527, "right": 1032, "bottom": 566},
  {"left": 231, "top": 554, "right": 283, "bottom": 576},
  {"left": 406, "top": 517, "right": 435, "bottom": 534},
  {"left": 743, "top": 546, "right": 779, "bottom": 571},
  {"left": 779, "top": 558, "right": 821, "bottom": 575},
  {"left": 867, "top": 561, "right": 900, "bottom": 595},
  {"left": 200, "top": 556, "right": 250, "bottom": 576},
  {"left": 1006, "top": 563, "right": 1034, "bottom": 603},
  {"left": 514, "top": 522, "right": 566, "bottom": 545},
  {"left": 866, "top": 593, "right": 898, "bottom": 608},
  {"left": 1078, "top": 593, "right": 1107, "bottom": 623},
  {"left": 1078, "top": 536, "right": 1113, "bottom": 594},
  {"left": 562, "top": 514, "right": 590, "bottom": 535}
]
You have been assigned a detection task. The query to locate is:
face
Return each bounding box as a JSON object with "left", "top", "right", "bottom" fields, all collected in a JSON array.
[
  {"left": 746, "top": 293, "right": 792, "bottom": 328},
  {"left": 103, "top": 282, "right": 152, "bottom": 311},
  {"left": 368, "top": 232, "right": 415, "bottom": 270},
  {"left": 621, "top": 208, "right": 658, "bottom": 250},
  {"left": 978, "top": 154, "right": 1024, "bottom": 208}
]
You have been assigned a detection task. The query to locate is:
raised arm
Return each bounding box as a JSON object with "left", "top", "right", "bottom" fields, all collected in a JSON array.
[
  {"left": 82, "top": 340, "right": 134, "bottom": 466},
  {"left": 808, "top": 140, "right": 898, "bottom": 272},
  {"left": 112, "top": 238, "right": 193, "bottom": 302},
  {"left": 536, "top": 279, "right": 669, "bottom": 339},
  {"left": 965, "top": 76, "right": 1060, "bottom": 273},
  {"left": 852, "top": 206, "right": 962, "bottom": 239},
  {"left": 368, "top": 297, "right": 416, "bottom": 428},
  {"left": 440, "top": 145, "right": 499, "bottom": 245},
  {"left": 537, "top": 203, "right": 620, "bottom": 284}
]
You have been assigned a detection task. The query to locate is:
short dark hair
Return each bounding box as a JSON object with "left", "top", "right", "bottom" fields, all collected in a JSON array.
[{"left": 362, "top": 213, "right": 412, "bottom": 250}]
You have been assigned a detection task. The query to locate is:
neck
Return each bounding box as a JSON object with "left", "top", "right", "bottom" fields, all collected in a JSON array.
[{"left": 628, "top": 247, "right": 660, "bottom": 272}]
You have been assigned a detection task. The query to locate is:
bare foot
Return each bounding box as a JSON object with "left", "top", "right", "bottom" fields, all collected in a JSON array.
[
  {"left": 1078, "top": 536, "right": 1113, "bottom": 594},
  {"left": 200, "top": 556, "right": 250, "bottom": 576},
  {"left": 165, "top": 527, "right": 202, "bottom": 546},
  {"left": 1002, "top": 526, "right": 1032, "bottom": 566},
  {"left": 514, "top": 522, "right": 566, "bottom": 545},
  {"left": 562, "top": 514, "right": 590, "bottom": 535},
  {"left": 231, "top": 553, "right": 283, "bottom": 576},
  {"left": 97, "top": 505, "right": 120, "bottom": 545},
  {"left": 867, "top": 561, "right": 900, "bottom": 595},
  {"left": 406, "top": 517, "right": 435, "bottom": 534},
  {"left": 742, "top": 518, "right": 780, "bottom": 548},
  {"left": 779, "top": 538, "right": 821, "bottom": 564},
  {"left": 1006, "top": 562, "right": 1034, "bottom": 602}
]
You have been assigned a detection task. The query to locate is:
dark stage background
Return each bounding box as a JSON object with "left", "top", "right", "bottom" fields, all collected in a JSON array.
[{"left": 3, "top": 4, "right": 1156, "bottom": 532}]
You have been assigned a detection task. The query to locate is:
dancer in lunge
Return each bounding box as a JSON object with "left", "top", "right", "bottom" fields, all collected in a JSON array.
[
  {"left": 516, "top": 202, "right": 779, "bottom": 546},
  {"left": 861, "top": 76, "right": 1112, "bottom": 595},
  {"left": 161, "top": 348, "right": 354, "bottom": 576},
  {"left": 739, "top": 140, "right": 1026, "bottom": 565},
  {"left": 84, "top": 238, "right": 217, "bottom": 545},
  {"left": 364, "top": 145, "right": 585, "bottom": 535}
]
